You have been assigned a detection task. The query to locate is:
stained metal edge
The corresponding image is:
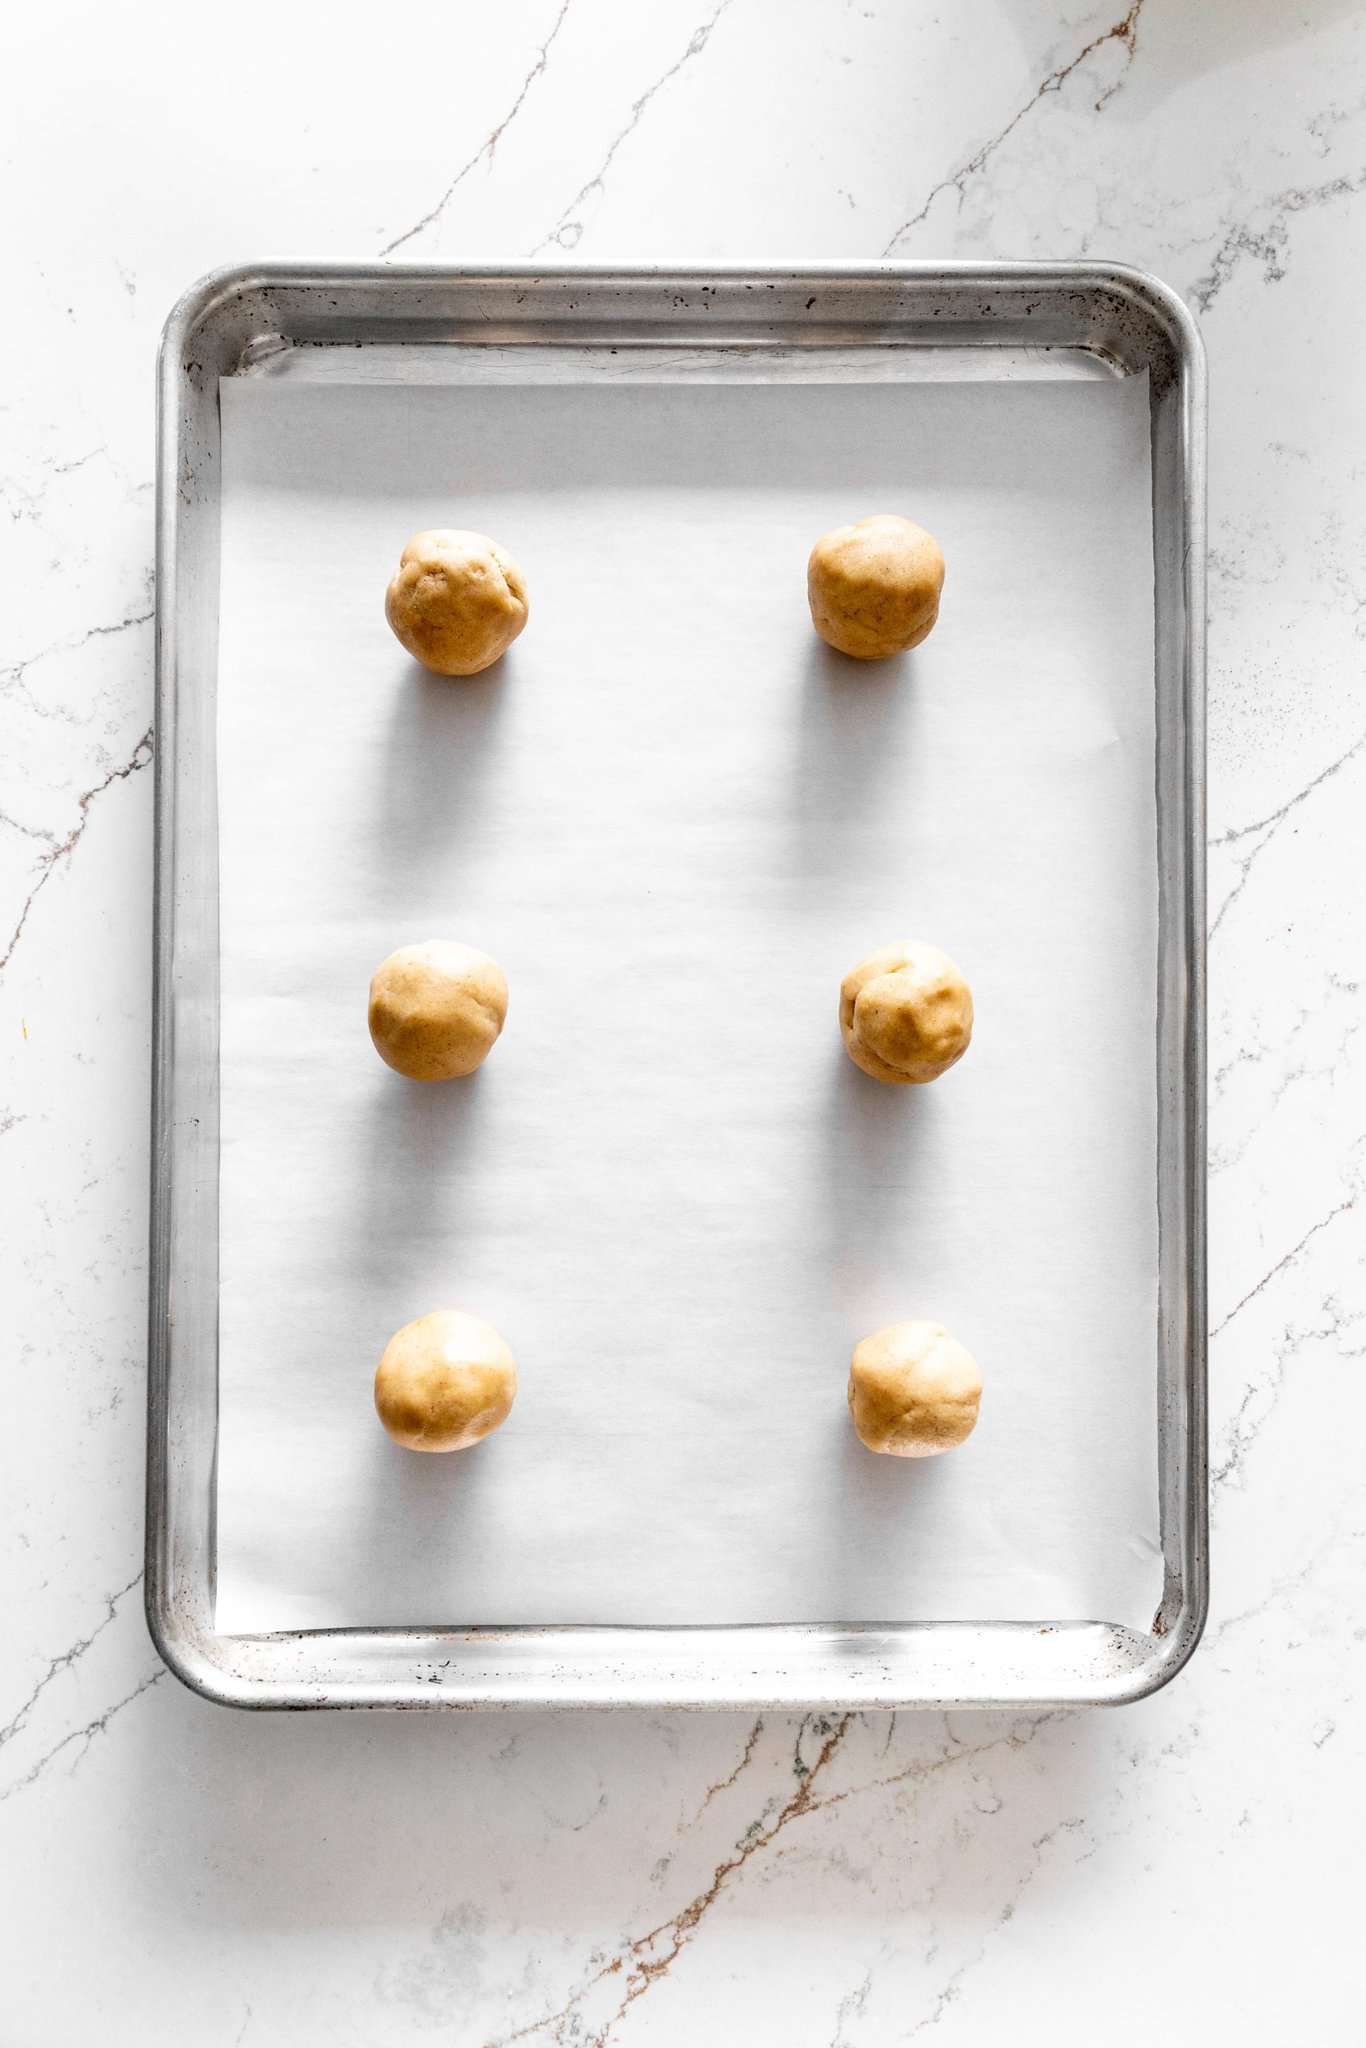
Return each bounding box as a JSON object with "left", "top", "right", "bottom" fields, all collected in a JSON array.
[
  {"left": 1165, "top": 258, "right": 1210, "bottom": 1690},
  {"left": 145, "top": 294, "right": 182, "bottom": 1687},
  {"left": 139, "top": 1618, "right": 1174, "bottom": 1715},
  {"left": 1115, "top": 255, "right": 1208, "bottom": 1705},
  {"left": 147, "top": 259, "right": 1208, "bottom": 1711},
  {"left": 153, "top": 256, "right": 1205, "bottom": 362}
]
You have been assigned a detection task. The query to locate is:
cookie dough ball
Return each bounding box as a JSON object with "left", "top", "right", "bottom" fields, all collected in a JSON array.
[
  {"left": 385, "top": 528, "right": 528, "bottom": 676},
  {"left": 840, "top": 941, "right": 972, "bottom": 1085},
  {"left": 849, "top": 1320, "right": 982, "bottom": 1457},
  {"left": 375, "top": 1309, "right": 517, "bottom": 1452},
  {"left": 808, "top": 515, "right": 944, "bottom": 660},
  {"left": 369, "top": 940, "right": 507, "bottom": 1081}
]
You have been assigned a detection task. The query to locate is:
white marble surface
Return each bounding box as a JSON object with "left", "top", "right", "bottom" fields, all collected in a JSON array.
[{"left": 1, "top": 0, "right": 1362, "bottom": 2037}]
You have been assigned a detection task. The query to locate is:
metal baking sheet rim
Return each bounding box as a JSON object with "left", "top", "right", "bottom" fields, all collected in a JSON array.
[{"left": 147, "top": 261, "right": 1207, "bottom": 1712}]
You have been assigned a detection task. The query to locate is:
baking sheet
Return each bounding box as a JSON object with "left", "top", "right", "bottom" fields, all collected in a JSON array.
[{"left": 213, "top": 365, "right": 1161, "bottom": 1635}]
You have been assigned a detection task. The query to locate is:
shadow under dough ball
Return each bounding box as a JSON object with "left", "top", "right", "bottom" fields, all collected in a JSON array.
[
  {"left": 840, "top": 940, "right": 972, "bottom": 1084},
  {"left": 375, "top": 1309, "right": 517, "bottom": 1452},
  {"left": 368, "top": 939, "right": 508, "bottom": 1081},
  {"left": 848, "top": 1320, "right": 982, "bottom": 1457},
  {"left": 807, "top": 513, "right": 944, "bottom": 660},
  {"left": 385, "top": 528, "right": 528, "bottom": 676}
]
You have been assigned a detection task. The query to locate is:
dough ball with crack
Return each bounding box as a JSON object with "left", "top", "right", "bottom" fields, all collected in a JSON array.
[
  {"left": 840, "top": 940, "right": 972, "bottom": 1085},
  {"left": 848, "top": 1320, "right": 981, "bottom": 1457},
  {"left": 385, "top": 528, "right": 528, "bottom": 676},
  {"left": 375, "top": 1309, "right": 517, "bottom": 1452},
  {"left": 808, "top": 514, "right": 944, "bottom": 660},
  {"left": 368, "top": 940, "right": 508, "bottom": 1081}
]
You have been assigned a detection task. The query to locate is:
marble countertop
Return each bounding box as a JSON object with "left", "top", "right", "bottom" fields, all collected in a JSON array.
[{"left": 2, "top": 1, "right": 1362, "bottom": 2038}]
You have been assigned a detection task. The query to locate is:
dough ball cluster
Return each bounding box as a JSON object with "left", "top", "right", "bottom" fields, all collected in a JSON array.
[{"left": 367, "top": 511, "right": 984, "bottom": 1463}]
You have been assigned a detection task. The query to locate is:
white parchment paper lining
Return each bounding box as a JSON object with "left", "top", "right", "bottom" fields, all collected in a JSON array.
[{"left": 213, "top": 366, "right": 1161, "bottom": 1633}]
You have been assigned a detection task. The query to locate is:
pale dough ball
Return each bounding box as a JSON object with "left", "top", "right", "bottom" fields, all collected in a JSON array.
[
  {"left": 369, "top": 940, "right": 508, "bottom": 1081},
  {"left": 848, "top": 1320, "right": 982, "bottom": 1457},
  {"left": 840, "top": 940, "right": 972, "bottom": 1085},
  {"left": 385, "top": 528, "right": 528, "bottom": 676},
  {"left": 808, "top": 514, "right": 945, "bottom": 660},
  {"left": 375, "top": 1309, "right": 517, "bottom": 1452}
]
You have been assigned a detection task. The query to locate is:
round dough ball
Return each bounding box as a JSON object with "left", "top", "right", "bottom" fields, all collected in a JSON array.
[
  {"left": 385, "top": 528, "right": 528, "bottom": 676},
  {"left": 375, "top": 1309, "right": 517, "bottom": 1452},
  {"left": 840, "top": 940, "right": 972, "bottom": 1085},
  {"left": 808, "top": 514, "right": 945, "bottom": 660},
  {"left": 369, "top": 940, "right": 508, "bottom": 1081},
  {"left": 848, "top": 1320, "right": 982, "bottom": 1457}
]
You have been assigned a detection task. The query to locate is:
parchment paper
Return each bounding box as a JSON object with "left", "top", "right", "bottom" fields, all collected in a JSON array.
[{"left": 214, "top": 364, "right": 1161, "bottom": 1633}]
